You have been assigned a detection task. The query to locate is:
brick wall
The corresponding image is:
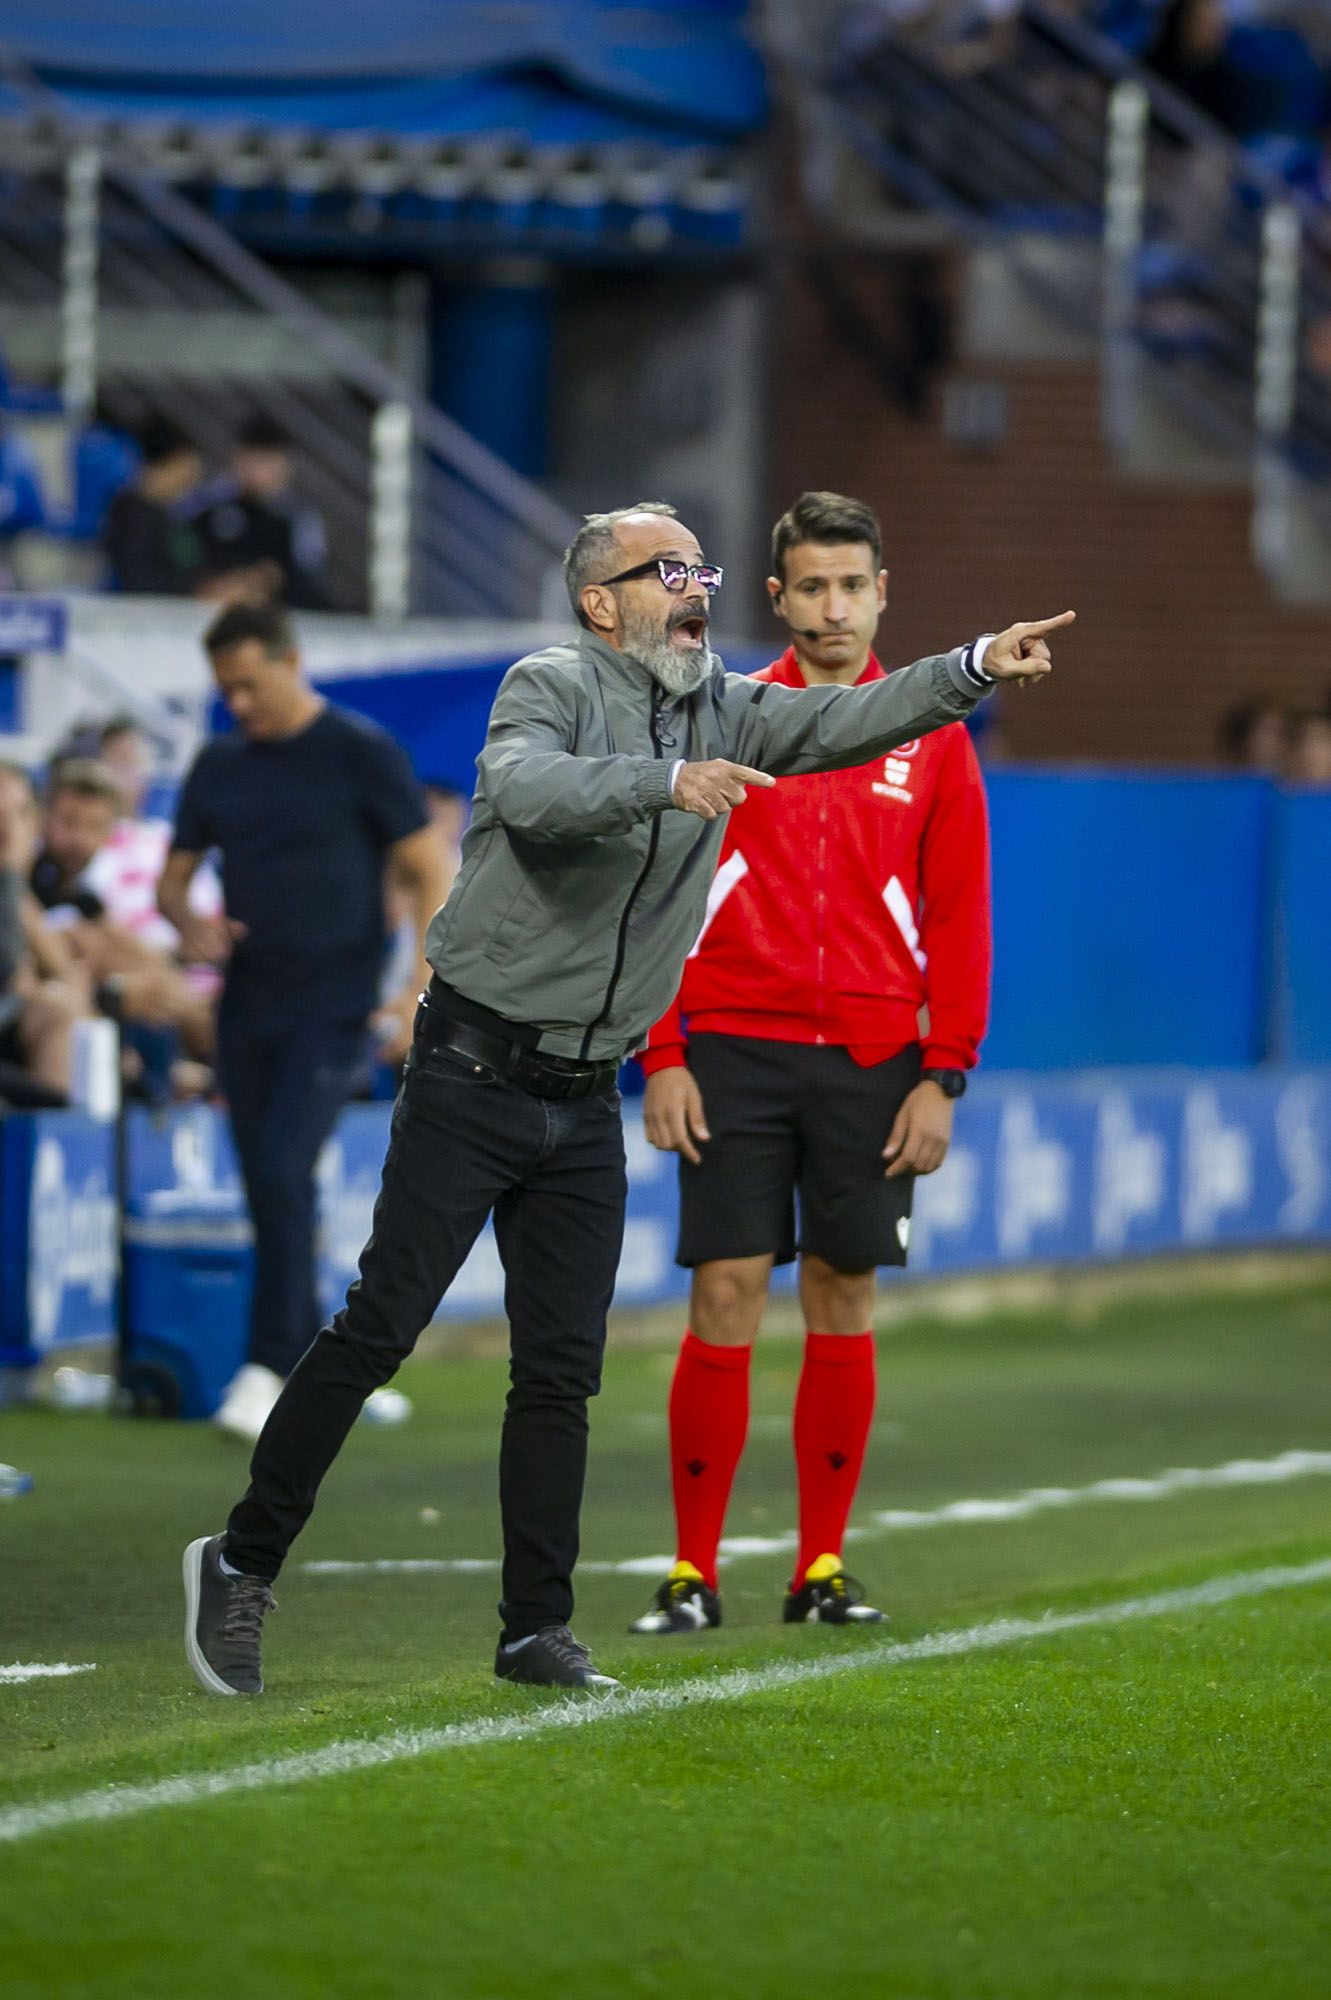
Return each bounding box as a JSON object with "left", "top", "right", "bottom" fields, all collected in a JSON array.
[{"left": 768, "top": 254, "right": 1331, "bottom": 765}]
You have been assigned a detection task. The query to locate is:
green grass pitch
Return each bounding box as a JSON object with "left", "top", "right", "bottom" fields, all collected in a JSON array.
[{"left": 1, "top": 1277, "right": 1329, "bottom": 1999}]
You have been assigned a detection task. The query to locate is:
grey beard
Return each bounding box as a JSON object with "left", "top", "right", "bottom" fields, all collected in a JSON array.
[
  {"left": 645, "top": 644, "right": 712, "bottom": 698},
  {"left": 621, "top": 607, "right": 712, "bottom": 697}
]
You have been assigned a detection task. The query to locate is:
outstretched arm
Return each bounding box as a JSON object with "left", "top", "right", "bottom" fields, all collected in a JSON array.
[{"left": 720, "top": 615, "right": 1074, "bottom": 779}]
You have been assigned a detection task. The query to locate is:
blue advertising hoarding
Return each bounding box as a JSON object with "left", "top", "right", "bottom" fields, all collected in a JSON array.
[
  {"left": 0, "top": 1113, "right": 119, "bottom": 1364},
  {"left": 11, "top": 1067, "right": 1328, "bottom": 1400}
]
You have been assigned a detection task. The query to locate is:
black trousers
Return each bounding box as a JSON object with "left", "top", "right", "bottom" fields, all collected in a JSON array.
[
  {"left": 224, "top": 1034, "right": 627, "bottom": 1642},
  {"left": 216, "top": 1008, "right": 368, "bottom": 1379}
]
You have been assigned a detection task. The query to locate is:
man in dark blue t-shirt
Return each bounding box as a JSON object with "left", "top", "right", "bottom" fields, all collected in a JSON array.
[{"left": 159, "top": 603, "right": 445, "bottom": 1439}]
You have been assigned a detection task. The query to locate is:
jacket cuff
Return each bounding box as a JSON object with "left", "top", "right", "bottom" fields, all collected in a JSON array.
[
  {"left": 922, "top": 1044, "right": 978, "bottom": 1071},
  {"left": 639, "top": 1044, "right": 687, "bottom": 1076},
  {"left": 937, "top": 644, "right": 992, "bottom": 710},
  {"left": 634, "top": 759, "right": 677, "bottom": 817}
]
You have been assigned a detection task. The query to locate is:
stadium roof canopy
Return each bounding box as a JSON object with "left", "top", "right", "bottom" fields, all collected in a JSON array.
[
  {"left": 0, "top": 2, "right": 766, "bottom": 255},
  {"left": 0, "top": 0, "right": 766, "bottom": 147}
]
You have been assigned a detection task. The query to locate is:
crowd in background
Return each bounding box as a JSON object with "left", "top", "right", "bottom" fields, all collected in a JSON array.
[
  {"left": 0, "top": 713, "right": 466, "bottom": 1116},
  {"left": 0, "top": 383, "right": 332, "bottom": 613},
  {"left": 861, "top": 0, "right": 1331, "bottom": 197},
  {"left": 1219, "top": 690, "right": 1331, "bottom": 780}
]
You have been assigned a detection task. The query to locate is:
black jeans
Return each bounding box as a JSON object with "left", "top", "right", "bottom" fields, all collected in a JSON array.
[
  {"left": 224, "top": 1035, "right": 627, "bottom": 1642},
  {"left": 216, "top": 1008, "right": 368, "bottom": 1378}
]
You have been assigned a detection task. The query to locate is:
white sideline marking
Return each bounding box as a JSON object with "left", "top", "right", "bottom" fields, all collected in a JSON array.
[
  {"left": 302, "top": 1448, "right": 1331, "bottom": 1577},
  {"left": 0, "top": 1664, "right": 96, "bottom": 1686},
  {"left": 2, "top": 1558, "right": 1328, "bottom": 1848}
]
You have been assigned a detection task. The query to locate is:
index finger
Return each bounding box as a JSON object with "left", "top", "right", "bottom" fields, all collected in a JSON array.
[
  {"left": 1012, "top": 611, "right": 1076, "bottom": 639},
  {"left": 727, "top": 764, "right": 777, "bottom": 788}
]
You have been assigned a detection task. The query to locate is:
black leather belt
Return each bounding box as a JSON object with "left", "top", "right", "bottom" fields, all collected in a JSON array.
[{"left": 413, "top": 1000, "right": 619, "bottom": 1103}]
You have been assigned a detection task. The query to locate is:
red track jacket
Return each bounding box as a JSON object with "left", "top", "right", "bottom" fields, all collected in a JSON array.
[{"left": 640, "top": 648, "right": 992, "bottom": 1075}]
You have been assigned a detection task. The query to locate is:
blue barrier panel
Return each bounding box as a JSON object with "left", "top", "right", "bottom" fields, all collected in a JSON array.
[
  {"left": 86, "top": 1065, "right": 1331, "bottom": 1412},
  {"left": 984, "top": 771, "right": 1274, "bottom": 1070},
  {"left": 1273, "top": 790, "right": 1331, "bottom": 1063},
  {"left": 911, "top": 1067, "right": 1331, "bottom": 1270},
  {"left": 0, "top": 1113, "right": 119, "bottom": 1365}
]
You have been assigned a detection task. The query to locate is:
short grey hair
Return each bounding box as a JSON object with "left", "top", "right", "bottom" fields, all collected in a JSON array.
[{"left": 562, "top": 502, "right": 679, "bottom": 629}]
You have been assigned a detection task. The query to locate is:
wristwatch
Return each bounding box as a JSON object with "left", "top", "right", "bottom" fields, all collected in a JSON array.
[{"left": 920, "top": 1068, "right": 967, "bottom": 1100}]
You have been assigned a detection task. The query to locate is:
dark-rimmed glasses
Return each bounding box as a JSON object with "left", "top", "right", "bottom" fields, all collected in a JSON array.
[{"left": 596, "top": 557, "right": 724, "bottom": 595}]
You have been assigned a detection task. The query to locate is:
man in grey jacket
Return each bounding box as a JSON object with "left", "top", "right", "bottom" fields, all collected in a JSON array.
[{"left": 184, "top": 501, "right": 1072, "bottom": 1698}]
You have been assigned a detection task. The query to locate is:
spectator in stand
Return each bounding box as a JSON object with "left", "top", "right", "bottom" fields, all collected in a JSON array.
[
  {"left": 102, "top": 418, "right": 205, "bottom": 596},
  {"left": 69, "top": 394, "right": 142, "bottom": 544},
  {"left": 1144, "top": 0, "right": 1251, "bottom": 132},
  {"left": 0, "top": 761, "right": 92, "bottom": 1105},
  {"left": 76, "top": 715, "right": 224, "bottom": 962},
  {"left": 187, "top": 416, "right": 333, "bottom": 611},
  {"left": 30, "top": 760, "right": 215, "bottom": 1066},
  {"left": 0, "top": 416, "right": 46, "bottom": 583},
  {"left": 1285, "top": 708, "right": 1331, "bottom": 784},
  {"left": 1217, "top": 696, "right": 1288, "bottom": 774}
]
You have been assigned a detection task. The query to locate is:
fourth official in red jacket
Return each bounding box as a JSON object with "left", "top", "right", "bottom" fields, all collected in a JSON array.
[{"left": 633, "top": 490, "right": 992, "bottom": 1633}]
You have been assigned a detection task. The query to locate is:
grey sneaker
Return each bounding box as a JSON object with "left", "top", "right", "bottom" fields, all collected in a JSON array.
[
  {"left": 494, "top": 1624, "right": 623, "bottom": 1693},
  {"left": 183, "top": 1534, "right": 276, "bottom": 1695}
]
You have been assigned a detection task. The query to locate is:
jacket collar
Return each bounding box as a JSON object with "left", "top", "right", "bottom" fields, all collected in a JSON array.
[
  {"left": 580, "top": 628, "right": 654, "bottom": 694},
  {"left": 771, "top": 645, "right": 885, "bottom": 688}
]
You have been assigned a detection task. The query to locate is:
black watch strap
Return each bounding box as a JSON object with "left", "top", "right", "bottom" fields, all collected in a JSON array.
[{"left": 921, "top": 1067, "right": 967, "bottom": 1100}]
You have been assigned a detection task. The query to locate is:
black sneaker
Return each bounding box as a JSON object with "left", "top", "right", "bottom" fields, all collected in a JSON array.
[
  {"left": 782, "top": 1553, "right": 886, "bottom": 1626},
  {"left": 494, "top": 1624, "right": 623, "bottom": 1693},
  {"left": 629, "top": 1561, "right": 722, "bottom": 1635},
  {"left": 183, "top": 1534, "right": 276, "bottom": 1695}
]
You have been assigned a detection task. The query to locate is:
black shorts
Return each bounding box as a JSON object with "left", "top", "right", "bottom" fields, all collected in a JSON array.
[{"left": 675, "top": 1033, "right": 923, "bottom": 1272}]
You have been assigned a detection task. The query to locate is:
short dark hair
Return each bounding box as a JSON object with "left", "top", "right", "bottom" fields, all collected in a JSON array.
[
  {"left": 45, "top": 758, "right": 122, "bottom": 809},
  {"left": 236, "top": 414, "right": 291, "bottom": 454},
  {"left": 770, "top": 491, "right": 883, "bottom": 582},
  {"left": 204, "top": 602, "right": 294, "bottom": 661},
  {"left": 138, "top": 416, "right": 196, "bottom": 468}
]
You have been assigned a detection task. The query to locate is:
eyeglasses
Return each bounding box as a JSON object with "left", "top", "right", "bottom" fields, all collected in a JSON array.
[{"left": 596, "top": 557, "right": 724, "bottom": 595}]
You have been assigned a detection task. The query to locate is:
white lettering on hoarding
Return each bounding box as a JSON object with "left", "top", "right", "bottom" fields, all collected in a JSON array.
[
  {"left": 27, "top": 1136, "right": 117, "bottom": 1351},
  {"left": 1181, "top": 1090, "right": 1253, "bottom": 1241},
  {"left": 997, "top": 1098, "right": 1072, "bottom": 1258},
  {"left": 1275, "top": 1080, "right": 1328, "bottom": 1235},
  {"left": 1093, "top": 1094, "right": 1167, "bottom": 1252}
]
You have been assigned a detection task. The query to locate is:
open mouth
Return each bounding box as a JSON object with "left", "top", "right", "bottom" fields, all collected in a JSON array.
[{"left": 671, "top": 614, "right": 708, "bottom": 649}]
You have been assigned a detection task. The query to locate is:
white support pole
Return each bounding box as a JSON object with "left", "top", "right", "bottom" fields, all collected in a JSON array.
[
  {"left": 1251, "top": 200, "right": 1301, "bottom": 585},
  {"left": 369, "top": 401, "right": 413, "bottom": 621},
  {"left": 1101, "top": 81, "right": 1149, "bottom": 454},
  {"left": 61, "top": 145, "right": 101, "bottom": 422}
]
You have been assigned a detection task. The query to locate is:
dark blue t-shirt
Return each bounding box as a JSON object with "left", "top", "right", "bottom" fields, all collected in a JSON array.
[{"left": 173, "top": 704, "right": 427, "bottom": 1024}]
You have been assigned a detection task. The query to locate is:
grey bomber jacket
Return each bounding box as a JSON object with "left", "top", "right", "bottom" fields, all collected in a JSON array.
[{"left": 426, "top": 630, "right": 989, "bottom": 1062}]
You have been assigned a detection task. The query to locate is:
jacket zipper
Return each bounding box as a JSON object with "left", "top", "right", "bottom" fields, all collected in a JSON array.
[{"left": 580, "top": 691, "right": 666, "bottom": 1059}]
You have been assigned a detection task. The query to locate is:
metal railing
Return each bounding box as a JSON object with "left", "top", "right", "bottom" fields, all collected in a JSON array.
[
  {"left": 766, "top": 0, "right": 1331, "bottom": 592},
  {"left": 0, "top": 106, "right": 578, "bottom": 621}
]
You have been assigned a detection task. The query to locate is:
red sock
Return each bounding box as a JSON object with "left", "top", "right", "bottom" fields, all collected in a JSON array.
[
  {"left": 668, "top": 1330, "right": 751, "bottom": 1590},
  {"left": 793, "top": 1331, "right": 877, "bottom": 1587}
]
